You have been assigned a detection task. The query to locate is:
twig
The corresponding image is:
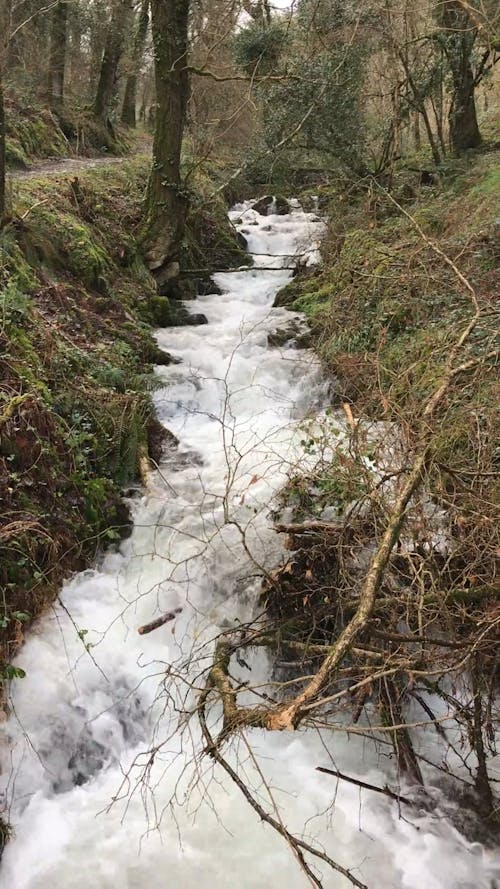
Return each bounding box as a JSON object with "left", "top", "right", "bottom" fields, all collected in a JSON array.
[{"left": 316, "top": 766, "right": 413, "bottom": 805}]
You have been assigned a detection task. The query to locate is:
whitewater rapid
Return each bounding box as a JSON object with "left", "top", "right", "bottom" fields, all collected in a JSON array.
[{"left": 1, "top": 202, "right": 498, "bottom": 889}]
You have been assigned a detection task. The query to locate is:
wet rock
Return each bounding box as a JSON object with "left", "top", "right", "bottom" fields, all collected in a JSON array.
[
  {"left": 158, "top": 277, "right": 197, "bottom": 300},
  {"left": 252, "top": 195, "right": 273, "bottom": 215},
  {"left": 148, "top": 344, "right": 181, "bottom": 366},
  {"left": 273, "top": 195, "right": 291, "bottom": 215},
  {"left": 267, "top": 319, "right": 312, "bottom": 349},
  {"left": 197, "top": 278, "right": 222, "bottom": 296},
  {"left": 163, "top": 428, "right": 180, "bottom": 450},
  {"left": 273, "top": 281, "right": 300, "bottom": 308},
  {"left": 237, "top": 231, "right": 248, "bottom": 250},
  {"left": 67, "top": 733, "right": 107, "bottom": 789},
  {"left": 186, "top": 312, "right": 208, "bottom": 326},
  {"left": 166, "top": 448, "right": 204, "bottom": 470},
  {"left": 147, "top": 416, "right": 173, "bottom": 464},
  {"left": 252, "top": 195, "right": 291, "bottom": 216}
]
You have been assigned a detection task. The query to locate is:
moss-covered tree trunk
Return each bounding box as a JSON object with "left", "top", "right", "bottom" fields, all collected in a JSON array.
[
  {"left": 143, "top": 0, "right": 190, "bottom": 279},
  {"left": 121, "top": 0, "right": 150, "bottom": 127},
  {"left": 93, "top": 0, "right": 133, "bottom": 123},
  {"left": 47, "top": 0, "right": 68, "bottom": 111}
]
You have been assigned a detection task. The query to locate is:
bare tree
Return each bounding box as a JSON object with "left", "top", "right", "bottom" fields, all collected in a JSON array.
[
  {"left": 93, "top": 0, "right": 134, "bottom": 123},
  {"left": 121, "top": 0, "right": 150, "bottom": 127},
  {"left": 47, "top": 0, "right": 68, "bottom": 111}
]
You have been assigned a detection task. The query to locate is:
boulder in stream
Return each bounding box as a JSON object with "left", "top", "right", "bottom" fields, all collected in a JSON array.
[
  {"left": 252, "top": 194, "right": 292, "bottom": 216},
  {"left": 273, "top": 195, "right": 291, "bottom": 215},
  {"left": 186, "top": 312, "right": 208, "bottom": 326},
  {"left": 268, "top": 318, "right": 312, "bottom": 349},
  {"left": 252, "top": 195, "right": 273, "bottom": 215}
]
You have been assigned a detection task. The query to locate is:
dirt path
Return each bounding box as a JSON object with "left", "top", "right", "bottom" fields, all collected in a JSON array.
[{"left": 7, "top": 154, "right": 136, "bottom": 180}]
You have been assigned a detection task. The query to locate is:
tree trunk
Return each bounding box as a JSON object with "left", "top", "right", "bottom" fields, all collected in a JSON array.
[
  {"left": 68, "top": 1, "right": 84, "bottom": 92},
  {"left": 0, "top": 74, "right": 6, "bottom": 225},
  {"left": 380, "top": 680, "right": 424, "bottom": 787},
  {"left": 47, "top": 0, "right": 68, "bottom": 111},
  {"left": 143, "top": 0, "right": 190, "bottom": 278},
  {"left": 93, "top": 0, "right": 133, "bottom": 123},
  {"left": 449, "top": 73, "right": 481, "bottom": 154},
  {"left": 438, "top": 0, "right": 482, "bottom": 154},
  {"left": 121, "top": 0, "right": 150, "bottom": 127},
  {"left": 0, "top": 1, "right": 11, "bottom": 226},
  {"left": 413, "top": 112, "right": 421, "bottom": 151},
  {"left": 88, "top": 4, "right": 108, "bottom": 97}
]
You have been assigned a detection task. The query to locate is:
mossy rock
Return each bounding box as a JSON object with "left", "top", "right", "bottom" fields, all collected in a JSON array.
[
  {"left": 273, "top": 279, "right": 303, "bottom": 308},
  {"left": 273, "top": 195, "right": 291, "bottom": 215},
  {"left": 150, "top": 296, "right": 174, "bottom": 326},
  {"left": 5, "top": 137, "right": 28, "bottom": 169},
  {"left": 252, "top": 195, "right": 273, "bottom": 215}
]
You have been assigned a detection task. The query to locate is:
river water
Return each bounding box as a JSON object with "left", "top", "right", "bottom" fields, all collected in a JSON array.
[{"left": 1, "top": 202, "right": 497, "bottom": 889}]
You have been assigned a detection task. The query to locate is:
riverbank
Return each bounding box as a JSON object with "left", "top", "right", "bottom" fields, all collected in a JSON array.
[
  {"left": 0, "top": 154, "right": 246, "bottom": 691},
  {"left": 257, "top": 148, "right": 499, "bottom": 829}
]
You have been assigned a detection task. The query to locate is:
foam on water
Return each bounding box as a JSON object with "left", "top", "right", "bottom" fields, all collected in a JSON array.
[{"left": 1, "top": 202, "right": 498, "bottom": 889}]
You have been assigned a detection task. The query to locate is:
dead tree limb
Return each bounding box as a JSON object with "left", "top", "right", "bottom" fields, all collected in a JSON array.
[
  {"left": 316, "top": 766, "right": 413, "bottom": 806},
  {"left": 137, "top": 608, "right": 182, "bottom": 635}
]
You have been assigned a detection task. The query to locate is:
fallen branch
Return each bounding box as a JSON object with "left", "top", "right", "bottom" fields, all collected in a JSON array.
[
  {"left": 316, "top": 766, "right": 413, "bottom": 806},
  {"left": 137, "top": 608, "right": 182, "bottom": 635},
  {"left": 274, "top": 520, "right": 344, "bottom": 534}
]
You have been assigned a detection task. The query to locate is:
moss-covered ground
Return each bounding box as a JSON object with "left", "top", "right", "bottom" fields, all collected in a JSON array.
[{"left": 278, "top": 150, "right": 498, "bottom": 445}]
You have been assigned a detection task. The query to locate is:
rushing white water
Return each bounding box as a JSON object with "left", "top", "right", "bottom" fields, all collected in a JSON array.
[{"left": 1, "top": 202, "right": 498, "bottom": 889}]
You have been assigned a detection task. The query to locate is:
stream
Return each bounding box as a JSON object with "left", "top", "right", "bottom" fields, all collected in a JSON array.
[{"left": 1, "top": 201, "right": 498, "bottom": 889}]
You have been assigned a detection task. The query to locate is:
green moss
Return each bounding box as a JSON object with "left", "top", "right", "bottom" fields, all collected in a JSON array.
[
  {"left": 5, "top": 137, "right": 29, "bottom": 168},
  {"left": 5, "top": 98, "right": 131, "bottom": 169},
  {"left": 470, "top": 164, "right": 500, "bottom": 197},
  {"left": 150, "top": 295, "right": 174, "bottom": 326}
]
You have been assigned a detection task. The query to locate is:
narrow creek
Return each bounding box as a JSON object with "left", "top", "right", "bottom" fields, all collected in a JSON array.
[{"left": 1, "top": 203, "right": 496, "bottom": 889}]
